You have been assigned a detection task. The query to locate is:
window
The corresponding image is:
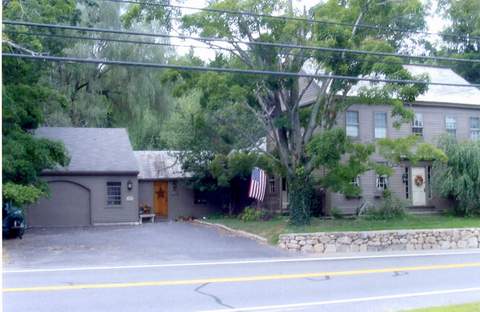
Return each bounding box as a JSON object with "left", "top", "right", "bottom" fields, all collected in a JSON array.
[
  {"left": 269, "top": 176, "right": 276, "bottom": 193},
  {"left": 374, "top": 112, "right": 387, "bottom": 139},
  {"left": 412, "top": 113, "right": 424, "bottom": 137},
  {"left": 470, "top": 117, "right": 480, "bottom": 140},
  {"left": 106, "top": 182, "right": 121, "bottom": 206},
  {"left": 376, "top": 174, "right": 389, "bottom": 191},
  {"left": 445, "top": 116, "right": 457, "bottom": 137},
  {"left": 351, "top": 175, "right": 360, "bottom": 187},
  {"left": 346, "top": 111, "right": 359, "bottom": 138}
]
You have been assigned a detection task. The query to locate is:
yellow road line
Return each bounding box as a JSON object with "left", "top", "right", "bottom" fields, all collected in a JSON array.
[{"left": 4, "top": 262, "right": 480, "bottom": 293}]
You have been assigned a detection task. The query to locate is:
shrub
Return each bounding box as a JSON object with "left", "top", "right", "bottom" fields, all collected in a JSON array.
[
  {"left": 238, "top": 206, "right": 264, "bottom": 222},
  {"left": 330, "top": 207, "right": 344, "bottom": 219},
  {"left": 364, "top": 190, "right": 407, "bottom": 220}
]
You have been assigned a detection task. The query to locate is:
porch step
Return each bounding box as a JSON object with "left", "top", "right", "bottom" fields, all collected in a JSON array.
[{"left": 408, "top": 206, "right": 445, "bottom": 215}]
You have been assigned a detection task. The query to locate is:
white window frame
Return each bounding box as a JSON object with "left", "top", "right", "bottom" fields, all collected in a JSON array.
[
  {"left": 351, "top": 175, "right": 360, "bottom": 187},
  {"left": 412, "top": 112, "right": 424, "bottom": 137},
  {"left": 346, "top": 111, "right": 359, "bottom": 138},
  {"left": 106, "top": 181, "right": 122, "bottom": 206},
  {"left": 445, "top": 115, "right": 457, "bottom": 137},
  {"left": 376, "top": 174, "right": 389, "bottom": 191},
  {"left": 374, "top": 112, "right": 387, "bottom": 139},
  {"left": 470, "top": 117, "right": 480, "bottom": 140}
]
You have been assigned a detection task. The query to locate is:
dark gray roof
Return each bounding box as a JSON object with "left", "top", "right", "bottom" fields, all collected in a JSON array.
[
  {"left": 35, "top": 127, "right": 139, "bottom": 174},
  {"left": 134, "top": 151, "right": 191, "bottom": 180}
]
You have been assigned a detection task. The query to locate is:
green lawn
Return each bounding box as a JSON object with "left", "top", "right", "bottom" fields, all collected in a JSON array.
[
  {"left": 407, "top": 302, "right": 480, "bottom": 311},
  {"left": 206, "top": 214, "right": 480, "bottom": 244}
]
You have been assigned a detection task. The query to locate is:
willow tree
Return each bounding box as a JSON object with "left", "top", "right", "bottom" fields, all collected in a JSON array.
[
  {"left": 133, "top": 0, "right": 429, "bottom": 224},
  {"left": 433, "top": 136, "right": 480, "bottom": 216}
]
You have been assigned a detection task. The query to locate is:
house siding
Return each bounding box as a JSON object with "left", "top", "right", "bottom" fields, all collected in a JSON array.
[
  {"left": 269, "top": 103, "right": 479, "bottom": 215},
  {"left": 138, "top": 179, "right": 219, "bottom": 220},
  {"left": 329, "top": 103, "right": 479, "bottom": 213},
  {"left": 27, "top": 175, "right": 139, "bottom": 226}
]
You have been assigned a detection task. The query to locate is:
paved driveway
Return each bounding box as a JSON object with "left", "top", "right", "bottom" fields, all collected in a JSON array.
[{"left": 3, "top": 221, "right": 285, "bottom": 269}]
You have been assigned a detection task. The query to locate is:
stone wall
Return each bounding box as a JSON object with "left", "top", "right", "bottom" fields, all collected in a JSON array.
[{"left": 278, "top": 228, "right": 480, "bottom": 253}]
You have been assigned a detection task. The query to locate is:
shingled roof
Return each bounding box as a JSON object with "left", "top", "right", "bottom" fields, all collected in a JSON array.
[
  {"left": 134, "top": 151, "right": 190, "bottom": 180},
  {"left": 35, "top": 127, "right": 139, "bottom": 174}
]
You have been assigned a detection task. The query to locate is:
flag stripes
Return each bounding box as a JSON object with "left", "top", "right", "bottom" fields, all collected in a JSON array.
[{"left": 248, "top": 167, "right": 267, "bottom": 202}]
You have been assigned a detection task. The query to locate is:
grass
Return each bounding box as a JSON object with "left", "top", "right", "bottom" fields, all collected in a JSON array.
[
  {"left": 206, "top": 214, "right": 480, "bottom": 244},
  {"left": 407, "top": 302, "right": 480, "bottom": 311}
]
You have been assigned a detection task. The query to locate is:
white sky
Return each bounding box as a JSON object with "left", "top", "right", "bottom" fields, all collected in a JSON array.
[{"left": 171, "top": 0, "right": 448, "bottom": 61}]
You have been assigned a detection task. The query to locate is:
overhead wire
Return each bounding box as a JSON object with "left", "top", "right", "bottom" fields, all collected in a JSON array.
[
  {"left": 3, "top": 20, "right": 480, "bottom": 64},
  {"left": 4, "top": 29, "right": 431, "bottom": 68},
  {"left": 4, "top": 53, "right": 480, "bottom": 88},
  {"left": 99, "top": 0, "right": 480, "bottom": 41}
]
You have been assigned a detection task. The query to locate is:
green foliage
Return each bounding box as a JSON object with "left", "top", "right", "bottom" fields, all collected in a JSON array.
[
  {"left": 307, "top": 128, "right": 374, "bottom": 197},
  {"left": 2, "top": 0, "right": 75, "bottom": 206},
  {"left": 377, "top": 135, "right": 448, "bottom": 164},
  {"left": 2, "top": 183, "right": 46, "bottom": 206},
  {"left": 288, "top": 170, "right": 315, "bottom": 226},
  {"left": 238, "top": 207, "right": 265, "bottom": 222},
  {"left": 329, "top": 207, "right": 344, "bottom": 219},
  {"left": 438, "top": 0, "right": 480, "bottom": 84},
  {"left": 433, "top": 136, "right": 480, "bottom": 216},
  {"left": 364, "top": 190, "right": 407, "bottom": 220}
]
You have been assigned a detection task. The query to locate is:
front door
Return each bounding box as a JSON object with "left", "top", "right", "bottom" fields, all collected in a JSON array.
[
  {"left": 154, "top": 181, "right": 168, "bottom": 217},
  {"left": 411, "top": 167, "right": 426, "bottom": 206}
]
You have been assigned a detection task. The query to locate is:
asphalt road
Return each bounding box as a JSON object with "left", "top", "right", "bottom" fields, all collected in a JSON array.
[{"left": 4, "top": 250, "right": 480, "bottom": 312}]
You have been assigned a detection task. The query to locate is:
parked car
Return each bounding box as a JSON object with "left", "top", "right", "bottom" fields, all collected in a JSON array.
[{"left": 3, "top": 201, "right": 25, "bottom": 239}]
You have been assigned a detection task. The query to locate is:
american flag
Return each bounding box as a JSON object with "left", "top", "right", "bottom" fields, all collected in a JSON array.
[{"left": 248, "top": 167, "right": 267, "bottom": 202}]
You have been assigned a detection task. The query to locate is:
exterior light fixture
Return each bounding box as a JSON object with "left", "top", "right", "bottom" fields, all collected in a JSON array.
[{"left": 127, "top": 180, "right": 133, "bottom": 191}]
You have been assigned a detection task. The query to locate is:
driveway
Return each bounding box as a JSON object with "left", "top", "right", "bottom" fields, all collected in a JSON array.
[{"left": 3, "top": 221, "right": 286, "bottom": 269}]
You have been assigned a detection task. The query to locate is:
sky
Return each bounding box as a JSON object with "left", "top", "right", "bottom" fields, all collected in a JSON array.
[{"left": 171, "top": 0, "right": 448, "bottom": 60}]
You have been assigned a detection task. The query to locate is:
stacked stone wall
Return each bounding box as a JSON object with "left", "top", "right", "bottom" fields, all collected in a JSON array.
[{"left": 278, "top": 228, "right": 480, "bottom": 253}]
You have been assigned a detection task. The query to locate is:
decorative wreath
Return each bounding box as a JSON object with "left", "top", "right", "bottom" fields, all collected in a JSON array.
[{"left": 414, "top": 175, "right": 424, "bottom": 187}]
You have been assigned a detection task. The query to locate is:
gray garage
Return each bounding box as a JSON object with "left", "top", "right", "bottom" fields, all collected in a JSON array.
[
  {"left": 26, "top": 127, "right": 140, "bottom": 227},
  {"left": 27, "top": 180, "right": 91, "bottom": 227}
]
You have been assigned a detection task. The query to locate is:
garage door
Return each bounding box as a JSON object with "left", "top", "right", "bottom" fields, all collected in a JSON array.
[{"left": 27, "top": 181, "right": 91, "bottom": 227}]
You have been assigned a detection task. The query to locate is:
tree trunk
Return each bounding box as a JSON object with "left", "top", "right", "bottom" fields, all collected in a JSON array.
[{"left": 287, "top": 171, "right": 314, "bottom": 225}]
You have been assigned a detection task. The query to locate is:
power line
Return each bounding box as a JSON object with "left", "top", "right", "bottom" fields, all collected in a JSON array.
[
  {"left": 99, "top": 0, "right": 480, "bottom": 41},
  {"left": 5, "top": 30, "right": 423, "bottom": 68},
  {"left": 4, "top": 20, "right": 480, "bottom": 65},
  {"left": 3, "top": 30, "right": 234, "bottom": 53},
  {"left": 4, "top": 53, "right": 480, "bottom": 88}
]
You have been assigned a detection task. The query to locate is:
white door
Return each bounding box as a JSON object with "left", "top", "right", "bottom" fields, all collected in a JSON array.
[{"left": 411, "top": 167, "right": 426, "bottom": 206}]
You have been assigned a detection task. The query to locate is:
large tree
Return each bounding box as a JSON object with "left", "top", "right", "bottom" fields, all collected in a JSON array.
[
  {"left": 438, "top": 0, "right": 480, "bottom": 83},
  {"left": 42, "top": 1, "right": 175, "bottom": 149},
  {"left": 157, "top": 0, "right": 430, "bottom": 224},
  {"left": 2, "top": 0, "right": 78, "bottom": 205}
]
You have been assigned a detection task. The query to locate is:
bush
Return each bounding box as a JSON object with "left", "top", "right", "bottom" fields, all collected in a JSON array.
[
  {"left": 238, "top": 206, "right": 264, "bottom": 222},
  {"left": 364, "top": 190, "right": 407, "bottom": 220},
  {"left": 330, "top": 207, "right": 344, "bottom": 219}
]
